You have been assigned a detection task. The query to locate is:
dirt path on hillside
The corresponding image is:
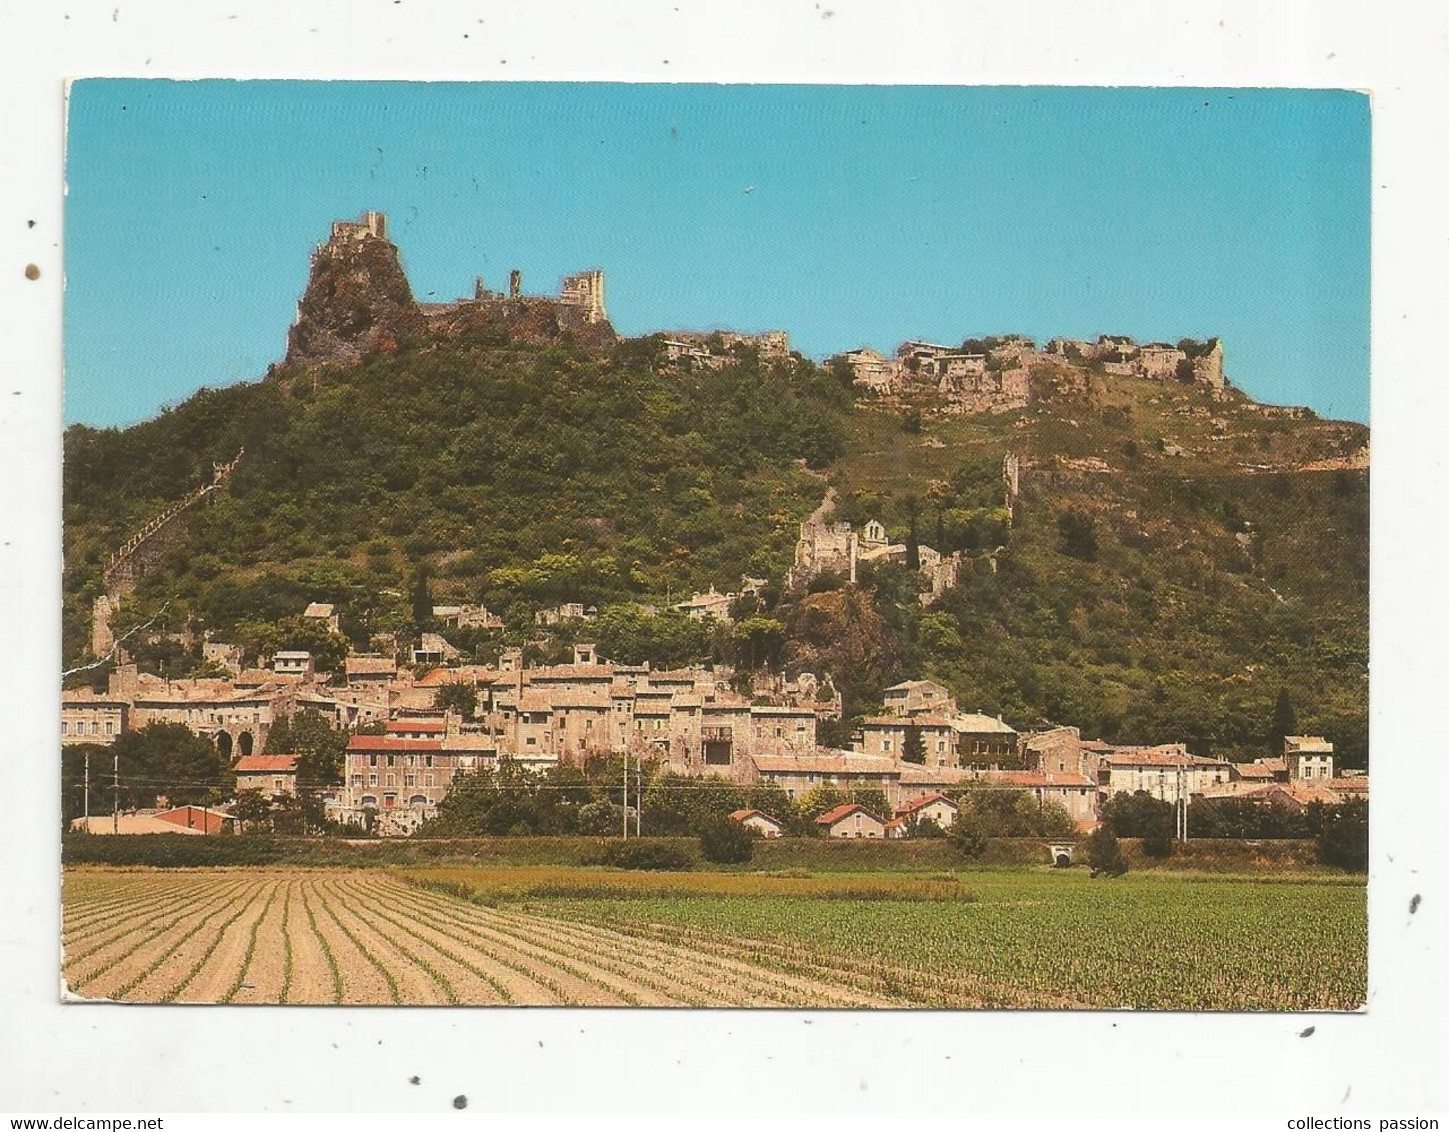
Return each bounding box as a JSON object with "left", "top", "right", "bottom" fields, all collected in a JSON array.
[{"left": 804, "top": 485, "right": 838, "bottom": 527}]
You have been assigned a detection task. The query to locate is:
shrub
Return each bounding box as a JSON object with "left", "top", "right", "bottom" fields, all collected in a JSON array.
[
  {"left": 1141, "top": 829, "right": 1175, "bottom": 859},
  {"left": 1317, "top": 799, "right": 1369, "bottom": 872},
  {"left": 699, "top": 816, "right": 754, "bottom": 864},
  {"left": 598, "top": 841, "right": 692, "bottom": 871},
  {"left": 911, "top": 816, "right": 948, "bottom": 840},
  {"left": 949, "top": 815, "right": 989, "bottom": 860},
  {"left": 577, "top": 799, "right": 623, "bottom": 836},
  {"left": 1085, "top": 826, "right": 1129, "bottom": 877}
]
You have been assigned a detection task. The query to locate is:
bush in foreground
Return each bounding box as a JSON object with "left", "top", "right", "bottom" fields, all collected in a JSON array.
[
  {"left": 598, "top": 841, "right": 693, "bottom": 871},
  {"left": 1317, "top": 799, "right": 1369, "bottom": 872},
  {"left": 1085, "top": 826, "right": 1129, "bottom": 877},
  {"left": 699, "top": 816, "right": 754, "bottom": 864},
  {"left": 949, "top": 815, "right": 989, "bottom": 860}
]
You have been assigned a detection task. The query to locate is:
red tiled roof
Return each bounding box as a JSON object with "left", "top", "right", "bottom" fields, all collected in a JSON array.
[
  {"left": 346, "top": 735, "right": 443, "bottom": 752},
  {"left": 233, "top": 755, "right": 299, "bottom": 773},
  {"left": 896, "top": 792, "right": 959, "bottom": 816},
  {"left": 347, "top": 657, "right": 398, "bottom": 675},
  {"left": 994, "top": 771, "right": 1096, "bottom": 788},
  {"left": 529, "top": 664, "right": 616, "bottom": 681},
  {"left": 1232, "top": 763, "right": 1278, "bottom": 779},
  {"left": 1102, "top": 750, "right": 1223, "bottom": 768},
  {"left": 416, "top": 665, "right": 494, "bottom": 686},
  {"left": 816, "top": 803, "right": 883, "bottom": 825},
  {"left": 386, "top": 719, "right": 446, "bottom": 734}
]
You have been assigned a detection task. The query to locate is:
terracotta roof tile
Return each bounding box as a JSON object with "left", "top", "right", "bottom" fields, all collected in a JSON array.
[
  {"left": 816, "top": 803, "right": 870, "bottom": 825},
  {"left": 233, "top": 754, "right": 299, "bottom": 773}
]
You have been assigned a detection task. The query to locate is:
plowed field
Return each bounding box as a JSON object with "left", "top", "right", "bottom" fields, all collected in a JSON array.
[{"left": 61, "top": 869, "right": 902, "bottom": 1007}]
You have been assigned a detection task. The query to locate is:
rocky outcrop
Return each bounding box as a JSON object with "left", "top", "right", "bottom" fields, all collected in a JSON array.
[
  {"left": 422, "top": 295, "right": 617, "bottom": 350},
  {"left": 285, "top": 231, "right": 428, "bottom": 367}
]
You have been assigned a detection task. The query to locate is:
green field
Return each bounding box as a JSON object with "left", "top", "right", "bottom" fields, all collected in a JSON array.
[{"left": 401, "top": 864, "right": 1366, "bottom": 1011}]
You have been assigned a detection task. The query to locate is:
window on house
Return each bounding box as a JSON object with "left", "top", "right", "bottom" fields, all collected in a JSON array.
[
  {"left": 405, "top": 775, "right": 416, "bottom": 787},
  {"left": 61, "top": 721, "right": 69, "bottom": 735},
  {"left": 387, "top": 755, "right": 395, "bottom": 767},
  {"left": 369, "top": 774, "right": 378, "bottom": 787},
  {"left": 526, "top": 737, "right": 537, "bottom": 747}
]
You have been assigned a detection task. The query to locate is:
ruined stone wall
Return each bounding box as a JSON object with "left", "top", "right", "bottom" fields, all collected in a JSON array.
[
  {"left": 559, "top": 269, "right": 608, "bottom": 324},
  {"left": 1192, "top": 341, "right": 1225, "bottom": 388}
]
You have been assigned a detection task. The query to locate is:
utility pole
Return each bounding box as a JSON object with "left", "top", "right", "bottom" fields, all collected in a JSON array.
[
  {"left": 622, "top": 756, "right": 629, "bottom": 839},
  {"left": 83, "top": 750, "right": 90, "bottom": 833},
  {"left": 112, "top": 751, "right": 120, "bottom": 834},
  {"left": 635, "top": 756, "right": 642, "bottom": 837}
]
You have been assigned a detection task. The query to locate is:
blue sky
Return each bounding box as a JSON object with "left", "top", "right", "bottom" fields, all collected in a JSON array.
[{"left": 65, "top": 81, "right": 1370, "bottom": 427}]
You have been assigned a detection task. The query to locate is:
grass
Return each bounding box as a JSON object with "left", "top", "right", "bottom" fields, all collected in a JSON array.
[
  {"left": 397, "top": 865, "right": 978, "bottom": 905},
  {"left": 529, "top": 867, "right": 1366, "bottom": 1011}
]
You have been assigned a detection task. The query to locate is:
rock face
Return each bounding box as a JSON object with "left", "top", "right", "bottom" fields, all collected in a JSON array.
[
  {"left": 422, "top": 295, "right": 617, "bottom": 350},
  {"left": 285, "top": 222, "right": 428, "bottom": 367}
]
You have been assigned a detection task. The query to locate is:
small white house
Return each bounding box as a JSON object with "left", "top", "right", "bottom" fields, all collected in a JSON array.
[
  {"left": 729, "top": 809, "right": 785, "bottom": 838},
  {"left": 894, "top": 792, "right": 959, "bottom": 831},
  {"left": 816, "top": 803, "right": 886, "bottom": 839}
]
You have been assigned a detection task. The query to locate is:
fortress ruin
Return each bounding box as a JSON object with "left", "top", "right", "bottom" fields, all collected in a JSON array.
[
  {"left": 835, "top": 333, "right": 1227, "bottom": 418},
  {"left": 285, "top": 212, "right": 616, "bottom": 366}
]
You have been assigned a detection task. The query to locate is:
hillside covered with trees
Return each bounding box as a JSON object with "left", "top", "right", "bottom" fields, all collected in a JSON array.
[{"left": 62, "top": 331, "right": 1369, "bottom": 765}]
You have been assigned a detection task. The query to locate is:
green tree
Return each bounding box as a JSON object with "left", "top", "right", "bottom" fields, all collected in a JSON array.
[
  {"left": 1085, "top": 825, "right": 1129, "bottom": 877},
  {"left": 746, "top": 781, "right": 800, "bottom": 833},
  {"left": 109, "top": 722, "right": 230, "bottom": 809},
  {"left": 60, "top": 743, "right": 116, "bottom": 828},
  {"left": 1101, "top": 791, "right": 1175, "bottom": 839},
  {"left": 411, "top": 565, "right": 433, "bottom": 629},
  {"left": 1270, "top": 688, "right": 1298, "bottom": 752},
  {"left": 732, "top": 617, "right": 787, "bottom": 671},
  {"left": 1317, "top": 799, "right": 1368, "bottom": 871},
  {"left": 577, "top": 799, "right": 623, "bottom": 836},
  {"left": 699, "top": 815, "right": 754, "bottom": 864},
  {"left": 902, "top": 725, "right": 926, "bottom": 765},
  {"left": 851, "top": 787, "right": 890, "bottom": 820},
  {"left": 795, "top": 784, "right": 851, "bottom": 831},
  {"left": 1057, "top": 510, "right": 1098, "bottom": 561},
  {"left": 232, "top": 788, "right": 273, "bottom": 831},
  {"left": 435, "top": 680, "right": 478, "bottom": 720},
  {"left": 949, "top": 813, "right": 989, "bottom": 859}
]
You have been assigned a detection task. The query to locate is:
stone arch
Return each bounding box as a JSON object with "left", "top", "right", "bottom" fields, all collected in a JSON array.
[
  {"left": 216, "top": 731, "right": 233, "bottom": 760},
  {"left": 237, "top": 731, "right": 255, "bottom": 758}
]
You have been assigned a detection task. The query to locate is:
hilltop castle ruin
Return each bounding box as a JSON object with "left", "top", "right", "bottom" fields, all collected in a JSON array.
[{"left": 284, "top": 211, "right": 616, "bottom": 367}]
